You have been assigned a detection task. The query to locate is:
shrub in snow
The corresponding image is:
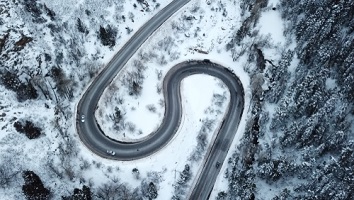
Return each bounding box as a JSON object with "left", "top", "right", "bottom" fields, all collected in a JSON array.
[
  {"left": 50, "top": 66, "right": 74, "bottom": 100},
  {"left": 130, "top": 81, "right": 142, "bottom": 96},
  {"left": 62, "top": 185, "right": 92, "bottom": 200},
  {"left": 23, "top": 0, "right": 44, "bottom": 23},
  {"left": 146, "top": 104, "right": 157, "bottom": 113},
  {"left": 132, "top": 168, "right": 140, "bottom": 180},
  {"left": 189, "top": 132, "right": 208, "bottom": 162},
  {"left": 14, "top": 120, "right": 42, "bottom": 139},
  {"left": 147, "top": 182, "right": 158, "bottom": 199},
  {"left": 216, "top": 191, "right": 227, "bottom": 200},
  {"left": 22, "top": 0, "right": 55, "bottom": 23},
  {"left": 173, "top": 164, "right": 192, "bottom": 198},
  {"left": 76, "top": 18, "right": 89, "bottom": 35},
  {"left": 0, "top": 70, "right": 38, "bottom": 102},
  {"left": 99, "top": 25, "right": 117, "bottom": 47},
  {"left": 141, "top": 181, "right": 158, "bottom": 200},
  {"left": 22, "top": 170, "right": 50, "bottom": 200},
  {"left": 113, "top": 107, "right": 123, "bottom": 124},
  {"left": 178, "top": 164, "right": 191, "bottom": 185}
]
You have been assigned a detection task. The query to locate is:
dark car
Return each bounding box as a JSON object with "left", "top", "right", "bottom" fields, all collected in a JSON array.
[{"left": 216, "top": 162, "right": 221, "bottom": 168}]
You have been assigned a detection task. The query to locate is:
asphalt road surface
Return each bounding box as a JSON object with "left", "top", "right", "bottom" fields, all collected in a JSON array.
[{"left": 76, "top": 0, "right": 244, "bottom": 199}]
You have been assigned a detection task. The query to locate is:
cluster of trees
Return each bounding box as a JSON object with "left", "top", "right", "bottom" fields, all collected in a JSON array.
[
  {"left": 22, "top": 170, "right": 50, "bottom": 200},
  {"left": 20, "top": 168, "right": 159, "bottom": 200},
  {"left": 22, "top": 0, "right": 56, "bottom": 23},
  {"left": 62, "top": 185, "right": 91, "bottom": 200},
  {"left": 95, "top": 170, "right": 161, "bottom": 200},
  {"left": 53, "top": 137, "right": 81, "bottom": 181},
  {"left": 96, "top": 181, "right": 140, "bottom": 200},
  {"left": 226, "top": 100, "right": 260, "bottom": 199},
  {"left": 226, "top": 0, "right": 354, "bottom": 199},
  {"left": 121, "top": 59, "right": 145, "bottom": 96},
  {"left": 76, "top": 18, "right": 89, "bottom": 35},
  {"left": 0, "top": 1, "right": 83, "bottom": 103},
  {"left": 281, "top": 0, "right": 354, "bottom": 102},
  {"left": 189, "top": 119, "right": 214, "bottom": 162},
  {"left": 50, "top": 66, "right": 74, "bottom": 100},
  {"left": 13, "top": 120, "right": 42, "bottom": 139},
  {"left": 140, "top": 181, "right": 158, "bottom": 200},
  {"left": 172, "top": 164, "right": 192, "bottom": 200},
  {"left": 189, "top": 87, "right": 229, "bottom": 162},
  {"left": 0, "top": 70, "right": 38, "bottom": 102},
  {"left": 227, "top": 0, "right": 268, "bottom": 49},
  {"left": 18, "top": 169, "right": 161, "bottom": 200},
  {"left": 112, "top": 106, "right": 123, "bottom": 125},
  {"left": 1, "top": 0, "right": 171, "bottom": 199},
  {"left": 99, "top": 25, "right": 117, "bottom": 47}
]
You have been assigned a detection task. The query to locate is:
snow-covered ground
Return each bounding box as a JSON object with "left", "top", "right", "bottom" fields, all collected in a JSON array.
[{"left": 0, "top": 0, "right": 293, "bottom": 198}]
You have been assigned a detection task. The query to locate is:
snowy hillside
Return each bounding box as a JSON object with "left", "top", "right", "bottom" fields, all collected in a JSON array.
[{"left": 1, "top": 0, "right": 353, "bottom": 199}]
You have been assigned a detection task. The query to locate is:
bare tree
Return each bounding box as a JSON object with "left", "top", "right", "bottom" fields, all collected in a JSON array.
[{"left": 96, "top": 181, "right": 141, "bottom": 200}]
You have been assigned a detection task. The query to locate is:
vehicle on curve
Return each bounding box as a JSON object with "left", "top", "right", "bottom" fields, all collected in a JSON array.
[{"left": 107, "top": 150, "right": 116, "bottom": 156}]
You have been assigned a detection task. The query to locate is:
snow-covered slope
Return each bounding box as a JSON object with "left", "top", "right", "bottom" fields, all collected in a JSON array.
[{"left": 3, "top": 0, "right": 350, "bottom": 199}]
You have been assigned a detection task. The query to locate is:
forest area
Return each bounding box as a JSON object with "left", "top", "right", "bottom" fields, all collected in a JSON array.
[{"left": 224, "top": 0, "right": 354, "bottom": 199}]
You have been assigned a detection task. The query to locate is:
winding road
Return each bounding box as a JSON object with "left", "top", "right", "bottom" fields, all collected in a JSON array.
[{"left": 76, "top": 0, "right": 244, "bottom": 199}]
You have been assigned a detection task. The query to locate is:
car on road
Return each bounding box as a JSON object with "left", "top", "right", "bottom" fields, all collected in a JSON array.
[
  {"left": 216, "top": 162, "right": 221, "bottom": 169},
  {"left": 81, "top": 115, "right": 85, "bottom": 122},
  {"left": 107, "top": 150, "right": 116, "bottom": 156}
]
